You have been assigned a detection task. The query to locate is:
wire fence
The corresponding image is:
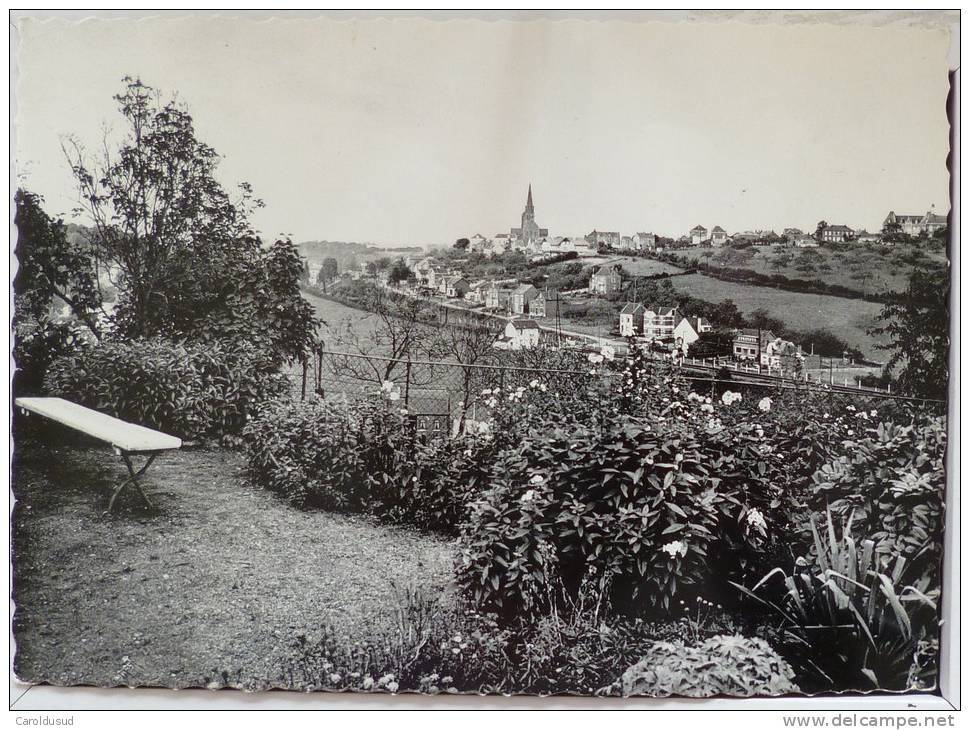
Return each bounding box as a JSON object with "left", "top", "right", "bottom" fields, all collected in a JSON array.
[{"left": 289, "top": 347, "right": 944, "bottom": 438}]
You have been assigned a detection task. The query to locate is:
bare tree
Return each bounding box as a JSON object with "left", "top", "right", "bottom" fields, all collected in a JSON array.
[
  {"left": 427, "top": 319, "right": 501, "bottom": 429},
  {"left": 323, "top": 284, "right": 438, "bottom": 395}
]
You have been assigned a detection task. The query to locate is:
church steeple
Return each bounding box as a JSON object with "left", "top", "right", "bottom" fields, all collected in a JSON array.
[{"left": 511, "top": 183, "right": 546, "bottom": 247}]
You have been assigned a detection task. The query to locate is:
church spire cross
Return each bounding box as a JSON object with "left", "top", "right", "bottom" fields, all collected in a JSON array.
[{"left": 526, "top": 184, "right": 534, "bottom": 212}]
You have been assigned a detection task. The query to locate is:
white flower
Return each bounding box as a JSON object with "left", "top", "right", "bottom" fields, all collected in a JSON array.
[
  {"left": 481, "top": 388, "right": 492, "bottom": 396},
  {"left": 529, "top": 379, "right": 540, "bottom": 388},
  {"left": 381, "top": 380, "right": 395, "bottom": 393},
  {"left": 477, "top": 421, "right": 491, "bottom": 434},
  {"left": 847, "top": 429, "right": 854, "bottom": 436},
  {"left": 521, "top": 489, "right": 537, "bottom": 503},
  {"left": 746, "top": 508, "right": 767, "bottom": 530},
  {"left": 329, "top": 673, "right": 342, "bottom": 684},
  {"left": 661, "top": 540, "right": 685, "bottom": 558},
  {"left": 721, "top": 390, "right": 741, "bottom": 405},
  {"left": 387, "top": 681, "right": 399, "bottom": 693},
  {"left": 529, "top": 474, "right": 544, "bottom": 485},
  {"left": 588, "top": 353, "right": 604, "bottom": 364},
  {"left": 758, "top": 397, "right": 772, "bottom": 412},
  {"left": 362, "top": 676, "right": 374, "bottom": 690},
  {"left": 600, "top": 346, "right": 615, "bottom": 361},
  {"left": 539, "top": 384, "right": 547, "bottom": 392},
  {"left": 700, "top": 403, "right": 714, "bottom": 414},
  {"left": 870, "top": 409, "right": 877, "bottom": 417},
  {"left": 389, "top": 391, "right": 400, "bottom": 401}
]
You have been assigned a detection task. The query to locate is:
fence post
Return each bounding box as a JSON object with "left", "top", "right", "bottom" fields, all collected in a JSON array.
[
  {"left": 301, "top": 357, "right": 308, "bottom": 400},
  {"left": 404, "top": 358, "right": 412, "bottom": 406},
  {"left": 316, "top": 344, "right": 324, "bottom": 392}
]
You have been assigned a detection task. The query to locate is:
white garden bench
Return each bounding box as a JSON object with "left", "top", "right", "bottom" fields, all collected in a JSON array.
[{"left": 15, "top": 397, "right": 182, "bottom": 511}]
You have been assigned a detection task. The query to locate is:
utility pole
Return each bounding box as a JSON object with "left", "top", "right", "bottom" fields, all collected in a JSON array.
[{"left": 757, "top": 326, "right": 763, "bottom": 374}]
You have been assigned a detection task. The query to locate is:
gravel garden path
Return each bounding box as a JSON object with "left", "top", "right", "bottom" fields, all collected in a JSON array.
[{"left": 12, "top": 434, "right": 456, "bottom": 690}]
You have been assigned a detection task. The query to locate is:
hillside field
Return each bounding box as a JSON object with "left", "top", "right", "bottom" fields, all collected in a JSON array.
[
  {"left": 671, "top": 240, "right": 947, "bottom": 296},
  {"left": 667, "top": 273, "right": 888, "bottom": 360}
]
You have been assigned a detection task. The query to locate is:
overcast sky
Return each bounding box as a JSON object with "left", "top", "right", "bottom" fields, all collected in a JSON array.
[{"left": 16, "top": 16, "right": 952, "bottom": 247}]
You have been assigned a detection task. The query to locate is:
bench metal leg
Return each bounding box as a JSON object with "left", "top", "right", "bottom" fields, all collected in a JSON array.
[{"left": 109, "top": 453, "right": 158, "bottom": 511}]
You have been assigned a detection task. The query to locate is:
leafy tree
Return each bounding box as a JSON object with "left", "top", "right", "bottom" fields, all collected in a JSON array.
[
  {"left": 387, "top": 258, "right": 414, "bottom": 285},
  {"left": 13, "top": 190, "right": 102, "bottom": 393},
  {"left": 454, "top": 238, "right": 470, "bottom": 251},
  {"left": 299, "top": 260, "right": 310, "bottom": 284},
  {"left": 14, "top": 189, "right": 103, "bottom": 337},
  {"left": 62, "top": 77, "right": 318, "bottom": 362},
  {"left": 748, "top": 308, "right": 785, "bottom": 335},
  {"left": 797, "top": 328, "right": 861, "bottom": 359},
  {"left": 882, "top": 220, "right": 904, "bottom": 242},
  {"left": 317, "top": 257, "right": 340, "bottom": 289},
  {"left": 692, "top": 330, "right": 735, "bottom": 358},
  {"left": 703, "top": 298, "right": 745, "bottom": 329},
  {"left": 815, "top": 220, "right": 828, "bottom": 241},
  {"left": 870, "top": 268, "right": 949, "bottom": 399}
]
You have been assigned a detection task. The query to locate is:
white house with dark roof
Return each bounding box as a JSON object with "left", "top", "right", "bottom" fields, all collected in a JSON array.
[
  {"left": 619, "top": 302, "right": 646, "bottom": 337},
  {"left": 711, "top": 226, "right": 729, "bottom": 247},
  {"left": 673, "top": 315, "right": 712, "bottom": 353},
  {"left": 821, "top": 224, "right": 853, "bottom": 243},
  {"left": 689, "top": 225, "right": 708, "bottom": 245},
  {"left": 495, "top": 319, "right": 541, "bottom": 350}
]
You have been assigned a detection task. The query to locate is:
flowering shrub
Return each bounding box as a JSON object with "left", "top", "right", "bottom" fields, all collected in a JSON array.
[
  {"left": 243, "top": 397, "right": 495, "bottom": 533},
  {"left": 457, "top": 350, "right": 801, "bottom": 619},
  {"left": 44, "top": 336, "right": 286, "bottom": 443},
  {"left": 457, "top": 419, "right": 724, "bottom": 619},
  {"left": 618, "top": 635, "right": 799, "bottom": 697}
]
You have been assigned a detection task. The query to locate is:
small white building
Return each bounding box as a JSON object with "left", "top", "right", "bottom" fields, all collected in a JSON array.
[
  {"left": 619, "top": 303, "right": 646, "bottom": 337},
  {"left": 689, "top": 225, "right": 708, "bottom": 246},
  {"left": 495, "top": 319, "right": 541, "bottom": 350},
  {"left": 673, "top": 316, "right": 712, "bottom": 353}
]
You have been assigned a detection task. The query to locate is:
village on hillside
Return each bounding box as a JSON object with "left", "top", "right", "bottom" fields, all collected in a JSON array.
[{"left": 308, "top": 185, "right": 947, "bottom": 384}]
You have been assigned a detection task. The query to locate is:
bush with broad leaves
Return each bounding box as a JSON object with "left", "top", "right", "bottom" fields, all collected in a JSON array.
[
  {"left": 44, "top": 336, "right": 286, "bottom": 444},
  {"left": 811, "top": 414, "right": 946, "bottom": 582}
]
